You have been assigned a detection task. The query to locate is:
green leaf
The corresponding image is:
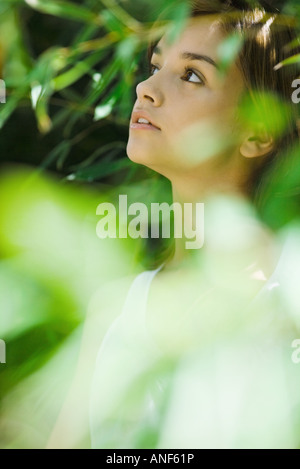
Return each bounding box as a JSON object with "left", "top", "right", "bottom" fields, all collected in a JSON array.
[
  {"left": 24, "top": 0, "right": 101, "bottom": 24},
  {"left": 71, "top": 142, "right": 126, "bottom": 170},
  {"left": 94, "top": 96, "right": 116, "bottom": 121},
  {"left": 85, "top": 57, "right": 122, "bottom": 106},
  {"left": 0, "top": 7, "right": 32, "bottom": 86},
  {"left": 164, "top": 1, "right": 190, "bottom": 46},
  {"left": 30, "top": 47, "right": 68, "bottom": 88},
  {"left": 116, "top": 35, "right": 139, "bottom": 64},
  {"left": 52, "top": 51, "right": 104, "bottom": 92},
  {"left": 274, "top": 53, "right": 300, "bottom": 70},
  {"left": 98, "top": 0, "right": 141, "bottom": 31},
  {"left": 71, "top": 158, "right": 132, "bottom": 182},
  {"left": 217, "top": 33, "right": 244, "bottom": 75},
  {"left": 239, "top": 91, "right": 291, "bottom": 138},
  {"left": 0, "top": 90, "right": 25, "bottom": 129},
  {"left": 102, "top": 8, "right": 127, "bottom": 35},
  {"left": 40, "top": 141, "right": 72, "bottom": 170},
  {"left": 0, "top": 0, "right": 21, "bottom": 15}
]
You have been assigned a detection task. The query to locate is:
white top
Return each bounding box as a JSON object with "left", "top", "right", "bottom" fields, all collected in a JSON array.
[
  {"left": 90, "top": 265, "right": 164, "bottom": 449},
  {"left": 90, "top": 238, "right": 300, "bottom": 449}
]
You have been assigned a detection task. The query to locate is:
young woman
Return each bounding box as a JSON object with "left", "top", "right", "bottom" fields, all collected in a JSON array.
[
  {"left": 49, "top": 0, "right": 300, "bottom": 449},
  {"left": 88, "top": 0, "right": 300, "bottom": 449}
]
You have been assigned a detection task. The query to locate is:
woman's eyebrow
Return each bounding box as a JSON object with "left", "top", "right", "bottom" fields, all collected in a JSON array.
[{"left": 153, "top": 45, "right": 219, "bottom": 69}]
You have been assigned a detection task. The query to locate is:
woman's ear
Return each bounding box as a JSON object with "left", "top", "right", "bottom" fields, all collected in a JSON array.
[{"left": 240, "top": 132, "right": 274, "bottom": 159}]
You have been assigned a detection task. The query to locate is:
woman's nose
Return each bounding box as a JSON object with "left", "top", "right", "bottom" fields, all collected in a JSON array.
[{"left": 136, "top": 77, "right": 164, "bottom": 107}]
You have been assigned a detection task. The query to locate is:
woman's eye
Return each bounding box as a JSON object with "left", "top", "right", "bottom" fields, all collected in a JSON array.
[
  {"left": 149, "top": 64, "right": 205, "bottom": 85},
  {"left": 149, "top": 64, "right": 159, "bottom": 76},
  {"left": 182, "top": 68, "right": 205, "bottom": 85}
]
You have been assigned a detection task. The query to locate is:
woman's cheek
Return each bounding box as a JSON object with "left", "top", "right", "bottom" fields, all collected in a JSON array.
[{"left": 171, "top": 118, "right": 233, "bottom": 168}]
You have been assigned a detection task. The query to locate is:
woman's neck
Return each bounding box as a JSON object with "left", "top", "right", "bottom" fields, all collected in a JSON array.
[
  {"left": 166, "top": 179, "right": 246, "bottom": 270},
  {"left": 162, "top": 179, "right": 277, "bottom": 285}
]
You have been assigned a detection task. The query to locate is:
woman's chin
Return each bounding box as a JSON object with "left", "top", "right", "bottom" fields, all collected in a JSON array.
[{"left": 126, "top": 141, "right": 153, "bottom": 166}]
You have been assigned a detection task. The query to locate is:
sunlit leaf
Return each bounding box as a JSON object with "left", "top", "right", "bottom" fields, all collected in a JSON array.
[
  {"left": 239, "top": 91, "right": 292, "bottom": 137},
  {"left": 24, "top": 0, "right": 101, "bottom": 24},
  {"left": 274, "top": 53, "right": 300, "bottom": 70},
  {"left": 94, "top": 96, "right": 116, "bottom": 121},
  {"left": 164, "top": 1, "right": 191, "bottom": 46},
  {"left": 116, "top": 35, "right": 140, "bottom": 64},
  {"left": 217, "top": 33, "right": 244, "bottom": 75},
  {"left": 101, "top": 8, "right": 127, "bottom": 35},
  {"left": 52, "top": 51, "right": 104, "bottom": 92}
]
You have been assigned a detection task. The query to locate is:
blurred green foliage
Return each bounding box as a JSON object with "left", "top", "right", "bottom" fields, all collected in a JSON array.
[
  {"left": 0, "top": 0, "right": 189, "bottom": 182},
  {"left": 0, "top": 0, "right": 300, "bottom": 449}
]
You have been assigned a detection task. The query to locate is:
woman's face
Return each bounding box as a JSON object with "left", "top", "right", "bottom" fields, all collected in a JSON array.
[{"left": 126, "top": 16, "right": 246, "bottom": 182}]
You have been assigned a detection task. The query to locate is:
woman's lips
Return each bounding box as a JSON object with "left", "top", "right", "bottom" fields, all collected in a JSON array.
[
  {"left": 130, "top": 110, "right": 161, "bottom": 131},
  {"left": 130, "top": 122, "right": 161, "bottom": 131}
]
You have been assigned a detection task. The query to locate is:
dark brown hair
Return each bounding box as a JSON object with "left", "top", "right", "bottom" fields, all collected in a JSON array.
[{"left": 148, "top": 0, "right": 300, "bottom": 205}]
